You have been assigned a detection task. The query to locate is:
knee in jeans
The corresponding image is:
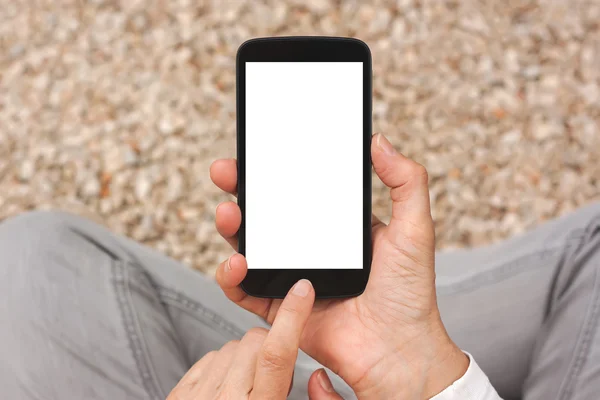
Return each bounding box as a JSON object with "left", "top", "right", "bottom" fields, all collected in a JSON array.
[
  {"left": 1, "top": 209, "right": 74, "bottom": 237},
  {"left": 0, "top": 210, "right": 82, "bottom": 271}
]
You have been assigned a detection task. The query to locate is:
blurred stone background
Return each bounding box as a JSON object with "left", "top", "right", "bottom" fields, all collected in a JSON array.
[{"left": 0, "top": 0, "right": 599, "bottom": 274}]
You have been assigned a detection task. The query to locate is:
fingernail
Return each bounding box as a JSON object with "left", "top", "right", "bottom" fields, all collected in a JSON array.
[
  {"left": 291, "top": 279, "right": 311, "bottom": 297},
  {"left": 376, "top": 133, "right": 396, "bottom": 156},
  {"left": 226, "top": 256, "right": 233, "bottom": 271},
  {"left": 318, "top": 369, "right": 335, "bottom": 393}
]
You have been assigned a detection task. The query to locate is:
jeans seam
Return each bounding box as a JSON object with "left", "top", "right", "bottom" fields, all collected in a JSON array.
[
  {"left": 156, "top": 286, "right": 246, "bottom": 339},
  {"left": 436, "top": 231, "right": 587, "bottom": 296},
  {"left": 558, "top": 264, "right": 600, "bottom": 400},
  {"left": 112, "top": 259, "right": 165, "bottom": 400},
  {"left": 436, "top": 246, "right": 563, "bottom": 295}
]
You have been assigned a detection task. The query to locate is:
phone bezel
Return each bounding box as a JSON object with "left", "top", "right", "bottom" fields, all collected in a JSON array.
[{"left": 236, "top": 37, "right": 372, "bottom": 298}]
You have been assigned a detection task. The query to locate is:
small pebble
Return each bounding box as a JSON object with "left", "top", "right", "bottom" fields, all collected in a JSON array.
[{"left": 18, "top": 160, "right": 35, "bottom": 182}]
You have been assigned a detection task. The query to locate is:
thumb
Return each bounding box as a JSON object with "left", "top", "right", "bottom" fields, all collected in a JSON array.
[
  {"left": 371, "top": 133, "right": 432, "bottom": 228},
  {"left": 370, "top": 133, "right": 435, "bottom": 279},
  {"left": 308, "top": 369, "right": 344, "bottom": 400}
]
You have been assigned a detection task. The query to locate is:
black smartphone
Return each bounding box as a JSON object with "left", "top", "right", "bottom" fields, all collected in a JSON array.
[{"left": 236, "top": 37, "right": 372, "bottom": 299}]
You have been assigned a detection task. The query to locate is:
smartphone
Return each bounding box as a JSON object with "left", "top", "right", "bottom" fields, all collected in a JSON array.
[{"left": 236, "top": 37, "right": 372, "bottom": 298}]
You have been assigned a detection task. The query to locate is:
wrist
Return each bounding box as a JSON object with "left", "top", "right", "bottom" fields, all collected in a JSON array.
[
  {"left": 422, "top": 336, "right": 469, "bottom": 398},
  {"left": 352, "top": 318, "right": 469, "bottom": 399}
]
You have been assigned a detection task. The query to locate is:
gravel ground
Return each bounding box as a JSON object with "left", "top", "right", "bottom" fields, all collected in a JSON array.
[{"left": 1, "top": 0, "right": 599, "bottom": 274}]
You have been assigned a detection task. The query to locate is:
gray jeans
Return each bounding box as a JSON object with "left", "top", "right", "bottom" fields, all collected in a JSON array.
[{"left": 1, "top": 204, "right": 599, "bottom": 400}]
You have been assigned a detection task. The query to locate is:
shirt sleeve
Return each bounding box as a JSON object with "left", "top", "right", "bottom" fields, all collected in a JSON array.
[{"left": 430, "top": 352, "right": 503, "bottom": 400}]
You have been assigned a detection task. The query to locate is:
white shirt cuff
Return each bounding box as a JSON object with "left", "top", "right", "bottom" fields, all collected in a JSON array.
[{"left": 430, "top": 352, "right": 502, "bottom": 400}]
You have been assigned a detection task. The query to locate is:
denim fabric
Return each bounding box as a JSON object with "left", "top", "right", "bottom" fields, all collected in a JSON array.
[{"left": 1, "top": 204, "right": 599, "bottom": 399}]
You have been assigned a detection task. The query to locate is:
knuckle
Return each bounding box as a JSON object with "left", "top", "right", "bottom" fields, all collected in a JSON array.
[
  {"left": 244, "top": 327, "right": 268, "bottom": 342},
  {"left": 219, "top": 340, "right": 239, "bottom": 354},
  {"left": 259, "top": 343, "right": 293, "bottom": 372},
  {"left": 195, "top": 350, "right": 217, "bottom": 366},
  {"left": 410, "top": 162, "right": 429, "bottom": 183},
  {"left": 278, "top": 304, "right": 301, "bottom": 318},
  {"left": 204, "top": 350, "right": 218, "bottom": 359},
  {"left": 386, "top": 222, "right": 434, "bottom": 262},
  {"left": 386, "top": 239, "right": 422, "bottom": 268}
]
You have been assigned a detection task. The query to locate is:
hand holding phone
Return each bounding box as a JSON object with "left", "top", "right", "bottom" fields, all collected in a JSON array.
[{"left": 210, "top": 132, "right": 469, "bottom": 398}]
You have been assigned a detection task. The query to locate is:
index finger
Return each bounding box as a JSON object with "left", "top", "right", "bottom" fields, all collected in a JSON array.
[{"left": 250, "top": 279, "right": 315, "bottom": 400}]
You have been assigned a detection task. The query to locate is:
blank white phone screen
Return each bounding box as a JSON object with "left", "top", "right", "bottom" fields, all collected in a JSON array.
[{"left": 245, "top": 62, "right": 363, "bottom": 269}]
